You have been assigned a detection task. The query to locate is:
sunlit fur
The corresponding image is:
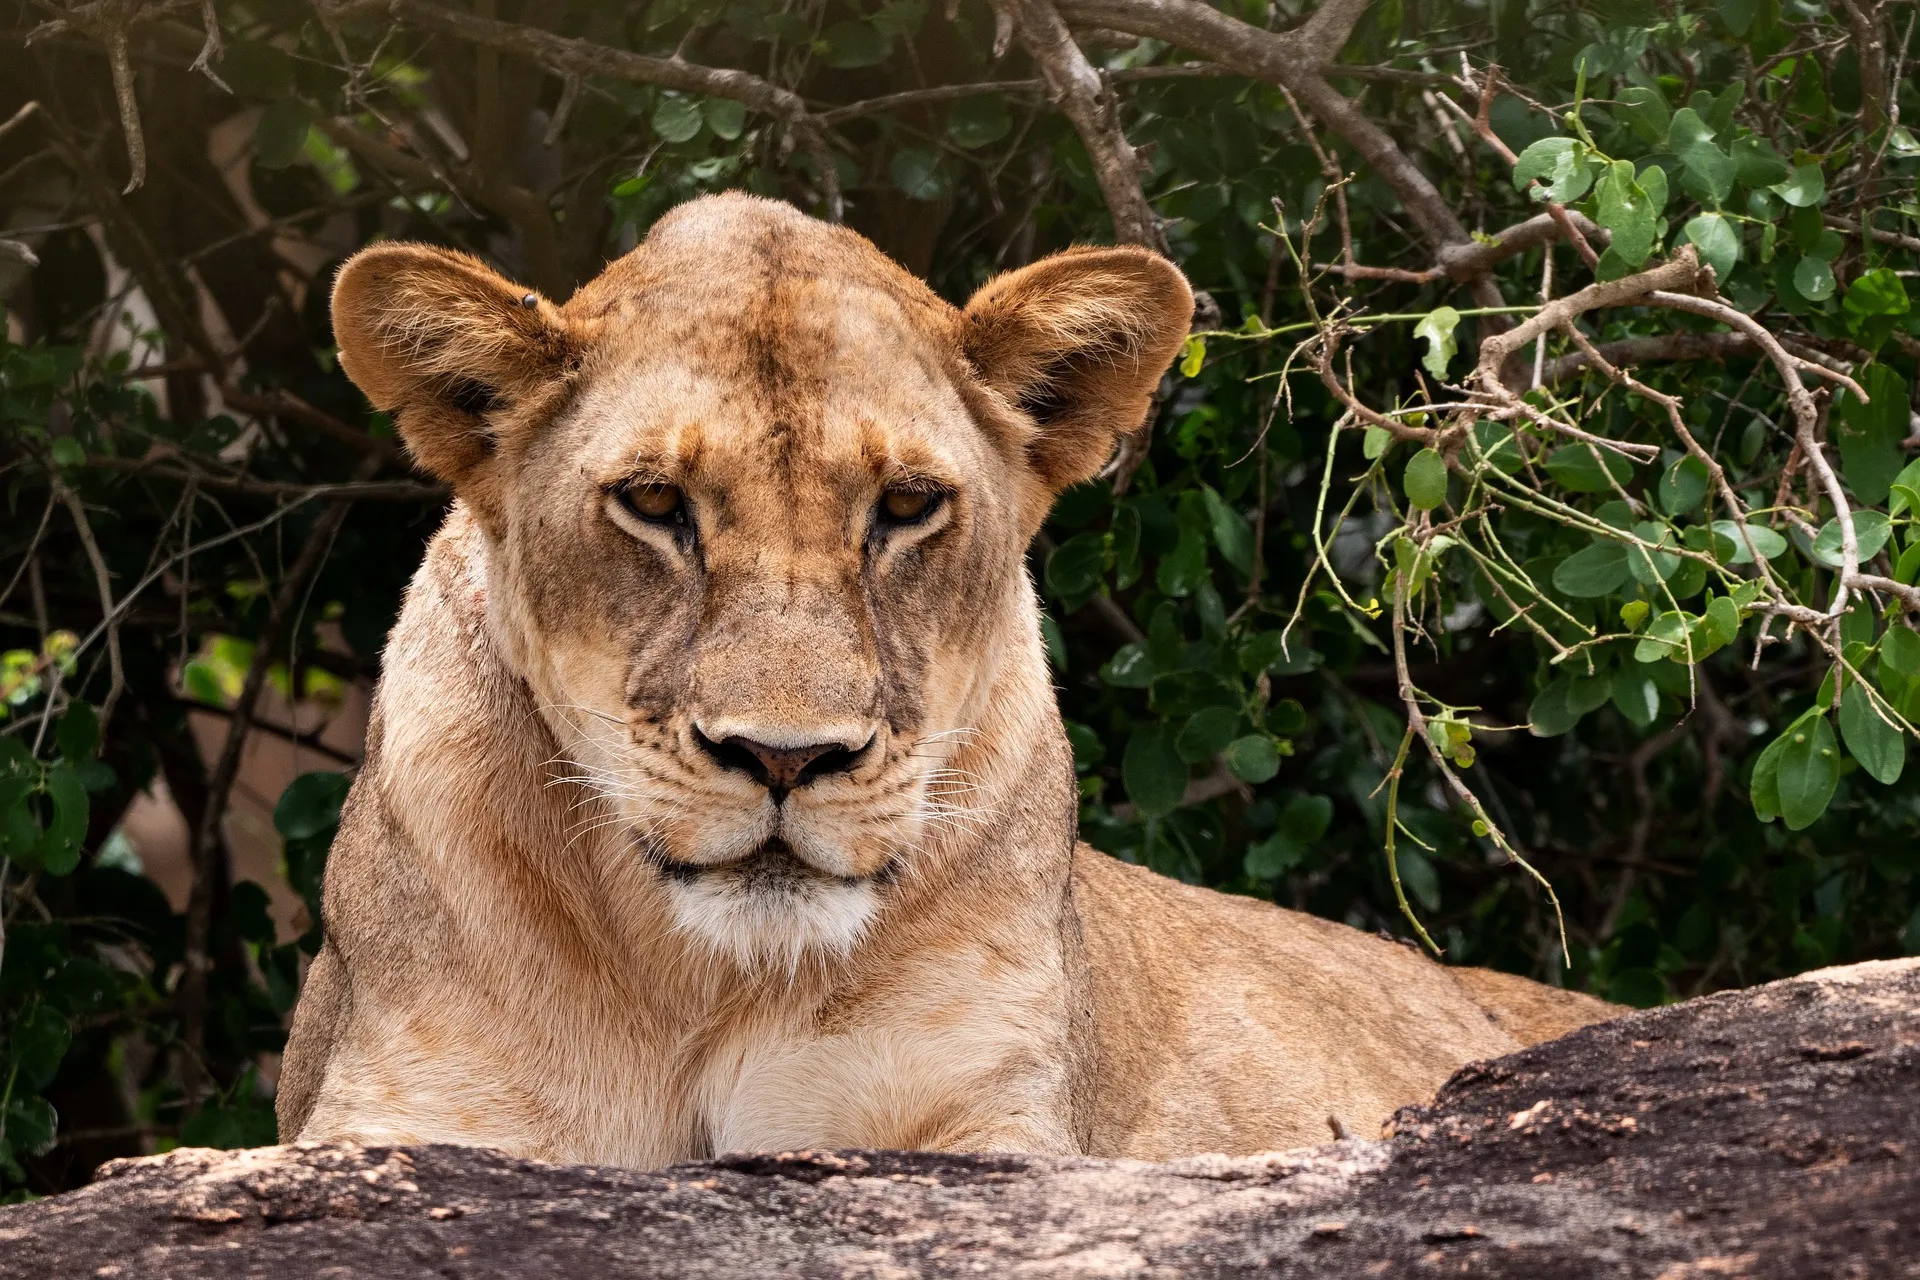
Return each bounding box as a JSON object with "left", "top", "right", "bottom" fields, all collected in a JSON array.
[{"left": 281, "top": 195, "right": 1620, "bottom": 1168}]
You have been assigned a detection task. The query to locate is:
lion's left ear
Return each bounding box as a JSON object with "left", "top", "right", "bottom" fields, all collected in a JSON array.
[{"left": 961, "top": 245, "right": 1193, "bottom": 493}]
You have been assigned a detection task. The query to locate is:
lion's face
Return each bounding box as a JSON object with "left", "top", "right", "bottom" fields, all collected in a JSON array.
[{"left": 332, "top": 195, "right": 1190, "bottom": 966}]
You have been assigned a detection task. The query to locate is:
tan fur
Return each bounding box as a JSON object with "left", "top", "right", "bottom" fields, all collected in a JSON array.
[{"left": 282, "top": 194, "right": 1617, "bottom": 1162}]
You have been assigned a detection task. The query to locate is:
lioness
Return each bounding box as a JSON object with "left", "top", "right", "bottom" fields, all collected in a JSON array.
[{"left": 280, "top": 193, "right": 1613, "bottom": 1163}]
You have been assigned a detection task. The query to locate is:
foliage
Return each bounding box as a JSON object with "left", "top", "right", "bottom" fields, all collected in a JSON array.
[{"left": 2, "top": 0, "right": 1918, "bottom": 1197}]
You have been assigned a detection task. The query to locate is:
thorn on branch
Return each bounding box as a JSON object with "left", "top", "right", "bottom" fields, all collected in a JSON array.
[{"left": 189, "top": 0, "right": 230, "bottom": 92}]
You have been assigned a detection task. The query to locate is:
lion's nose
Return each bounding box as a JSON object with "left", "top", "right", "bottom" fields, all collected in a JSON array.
[{"left": 693, "top": 727, "right": 869, "bottom": 799}]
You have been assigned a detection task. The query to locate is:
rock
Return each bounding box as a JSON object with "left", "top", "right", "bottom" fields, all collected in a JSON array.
[{"left": 3, "top": 958, "right": 1917, "bottom": 1278}]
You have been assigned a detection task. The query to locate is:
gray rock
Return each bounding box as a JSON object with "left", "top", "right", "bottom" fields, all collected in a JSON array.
[{"left": 3, "top": 958, "right": 1916, "bottom": 1278}]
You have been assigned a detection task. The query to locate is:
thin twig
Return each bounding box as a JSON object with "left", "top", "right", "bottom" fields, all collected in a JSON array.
[{"left": 53, "top": 481, "right": 124, "bottom": 731}]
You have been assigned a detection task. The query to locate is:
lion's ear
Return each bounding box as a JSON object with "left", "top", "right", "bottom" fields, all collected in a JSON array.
[
  {"left": 961, "top": 246, "right": 1193, "bottom": 492},
  {"left": 330, "top": 243, "right": 575, "bottom": 493}
]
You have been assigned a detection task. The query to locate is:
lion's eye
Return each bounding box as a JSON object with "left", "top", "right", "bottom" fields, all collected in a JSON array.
[
  {"left": 616, "top": 482, "right": 685, "bottom": 524},
  {"left": 878, "top": 487, "right": 940, "bottom": 526}
]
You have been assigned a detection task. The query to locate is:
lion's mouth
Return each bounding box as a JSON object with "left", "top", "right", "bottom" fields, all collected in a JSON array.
[{"left": 653, "top": 837, "right": 879, "bottom": 888}]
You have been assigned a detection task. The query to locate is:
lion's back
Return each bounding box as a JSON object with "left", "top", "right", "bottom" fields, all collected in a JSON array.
[{"left": 1067, "top": 845, "right": 1616, "bottom": 1157}]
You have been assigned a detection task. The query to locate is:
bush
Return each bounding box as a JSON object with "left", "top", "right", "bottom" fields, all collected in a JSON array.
[{"left": 0, "top": 0, "right": 1915, "bottom": 1196}]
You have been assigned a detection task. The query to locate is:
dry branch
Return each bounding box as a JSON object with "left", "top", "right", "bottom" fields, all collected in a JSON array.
[
  {"left": 1057, "top": 0, "right": 1476, "bottom": 259},
  {"left": 997, "top": 0, "right": 1162, "bottom": 251}
]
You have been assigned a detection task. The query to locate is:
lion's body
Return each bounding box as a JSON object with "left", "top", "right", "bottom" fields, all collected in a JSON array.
[{"left": 281, "top": 194, "right": 1615, "bottom": 1163}]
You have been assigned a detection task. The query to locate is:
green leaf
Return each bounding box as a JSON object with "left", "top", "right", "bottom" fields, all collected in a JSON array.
[
  {"left": 41, "top": 764, "right": 88, "bottom": 877},
  {"left": 49, "top": 437, "right": 85, "bottom": 468},
  {"left": 1835, "top": 364, "right": 1908, "bottom": 504},
  {"left": 1223, "top": 734, "right": 1282, "bottom": 784},
  {"left": 1718, "top": 0, "right": 1758, "bottom": 34},
  {"left": 1704, "top": 594, "right": 1742, "bottom": 648},
  {"left": 1637, "top": 162, "right": 1669, "bottom": 212},
  {"left": 1658, "top": 455, "right": 1710, "bottom": 515},
  {"left": 870, "top": 0, "right": 927, "bottom": 39},
  {"left": 1403, "top": 448, "right": 1449, "bottom": 510},
  {"left": 1201, "top": 487, "right": 1255, "bottom": 575},
  {"left": 1123, "top": 725, "right": 1187, "bottom": 816},
  {"left": 1882, "top": 625, "right": 1920, "bottom": 679},
  {"left": 1810, "top": 511, "right": 1892, "bottom": 567},
  {"left": 652, "top": 95, "right": 705, "bottom": 143},
  {"left": 1553, "top": 541, "right": 1632, "bottom": 597},
  {"left": 1413, "top": 306, "right": 1460, "bottom": 380},
  {"left": 947, "top": 95, "right": 1011, "bottom": 148},
  {"left": 1175, "top": 707, "right": 1239, "bottom": 764},
  {"left": 1512, "top": 136, "right": 1575, "bottom": 190},
  {"left": 1531, "top": 674, "right": 1608, "bottom": 736},
  {"left": 1596, "top": 161, "right": 1657, "bottom": 266},
  {"left": 1245, "top": 794, "right": 1329, "bottom": 877},
  {"left": 703, "top": 98, "right": 747, "bottom": 141},
  {"left": 1156, "top": 526, "right": 1209, "bottom": 597},
  {"left": 1793, "top": 255, "right": 1836, "bottom": 302},
  {"left": 1750, "top": 729, "right": 1788, "bottom": 822},
  {"left": 4, "top": 1095, "right": 58, "bottom": 1159},
  {"left": 1045, "top": 531, "right": 1107, "bottom": 596},
  {"left": 1682, "top": 212, "right": 1740, "bottom": 282},
  {"left": 1730, "top": 136, "right": 1791, "bottom": 188},
  {"left": 1616, "top": 87, "right": 1670, "bottom": 145},
  {"left": 1398, "top": 847, "right": 1441, "bottom": 911},
  {"left": 1278, "top": 792, "right": 1333, "bottom": 844},
  {"left": 55, "top": 700, "right": 99, "bottom": 761},
  {"left": 1180, "top": 335, "right": 1206, "bottom": 378},
  {"left": 1843, "top": 268, "right": 1912, "bottom": 353},
  {"left": 1611, "top": 668, "right": 1660, "bottom": 726},
  {"left": 889, "top": 147, "right": 948, "bottom": 201},
  {"left": 1899, "top": 543, "right": 1920, "bottom": 586},
  {"left": 1101, "top": 643, "right": 1154, "bottom": 688},
  {"left": 1362, "top": 425, "right": 1391, "bottom": 459},
  {"left": 1667, "top": 108, "right": 1736, "bottom": 205},
  {"left": 254, "top": 99, "right": 316, "bottom": 169},
  {"left": 1843, "top": 267, "right": 1911, "bottom": 319},
  {"left": 1627, "top": 523, "right": 1680, "bottom": 585},
  {"left": 1543, "top": 443, "right": 1635, "bottom": 493},
  {"left": 11, "top": 1003, "right": 72, "bottom": 1090},
  {"left": 1469, "top": 421, "right": 1524, "bottom": 475},
  {"left": 1710, "top": 519, "right": 1787, "bottom": 563},
  {"left": 1839, "top": 692, "right": 1905, "bottom": 785},
  {"left": 1541, "top": 141, "right": 1599, "bottom": 203},
  {"left": 1775, "top": 714, "right": 1841, "bottom": 829},
  {"left": 273, "top": 771, "right": 352, "bottom": 842},
  {"left": 1634, "top": 610, "right": 1694, "bottom": 663},
  {"left": 1245, "top": 831, "right": 1304, "bottom": 879},
  {"left": 1771, "top": 163, "right": 1826, "bottom": 207},
  {"left": 820, "top": 20, "right": 890, "bottom": 67}
]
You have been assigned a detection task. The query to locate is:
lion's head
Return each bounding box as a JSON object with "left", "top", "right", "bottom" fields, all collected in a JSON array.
[{"left": 331, "top": 194, "right": 1190, "bottom": 967}]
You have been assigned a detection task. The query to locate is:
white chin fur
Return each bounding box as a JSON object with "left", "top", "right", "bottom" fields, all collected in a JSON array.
[{"left": 665, "top": 873, "right": 878, "bottom": 971}]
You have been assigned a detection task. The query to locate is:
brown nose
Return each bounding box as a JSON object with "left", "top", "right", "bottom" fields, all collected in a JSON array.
[{"left": 694, "top": 730, "right": 864, "bottom": 798}]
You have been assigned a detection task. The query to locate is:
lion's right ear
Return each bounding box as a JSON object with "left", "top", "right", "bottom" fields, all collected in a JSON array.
[{"left": 330, "top": 244, "right": 576, "bottom": 491}]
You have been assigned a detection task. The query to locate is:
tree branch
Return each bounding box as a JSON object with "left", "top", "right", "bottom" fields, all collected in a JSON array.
[
  {"left": 1056, "top": 0, "right": 1475, "bottom": 257},
  {"left": 999, "top": 0, "right": 1162, "bottom": 250}
]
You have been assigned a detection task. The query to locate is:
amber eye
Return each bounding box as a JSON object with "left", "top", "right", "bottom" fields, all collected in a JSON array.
[
  {"left": 615, "top": 482, "right": 685, "bottom": 524},
  {"left": 879, "top": 487, "right": 940, "bottom": 526}
]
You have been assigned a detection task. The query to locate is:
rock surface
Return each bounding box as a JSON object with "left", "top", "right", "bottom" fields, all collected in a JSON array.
[{"left": 3, "top": 958, "right": 1917, "bottom": 1278}]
